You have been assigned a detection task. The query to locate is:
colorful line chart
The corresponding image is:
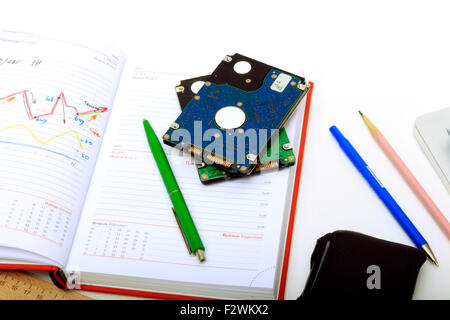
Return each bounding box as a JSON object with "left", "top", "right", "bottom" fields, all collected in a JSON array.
[
  {"left": 0, "top": 30, "right": 125, "bottom": 263},
  {"left": 0, "top": 90, "right": 108, "bottom": 122},
  {"left": 0, "top": 124, "right": 83, "bottom": 150},
  {"left": 0, "top": 139, "right": 81, "bottom": 163},
  {"left": 0, "top": 87, "right": 110, "bottom": 161}
]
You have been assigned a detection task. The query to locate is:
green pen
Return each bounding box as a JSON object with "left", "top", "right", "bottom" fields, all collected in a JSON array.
[{"left": 143, "top": 119, "right": 206, "bottom": 262}]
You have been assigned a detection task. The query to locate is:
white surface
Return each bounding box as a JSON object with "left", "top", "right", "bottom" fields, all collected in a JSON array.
[{"left": 1, "top": 0, "right": 449, "bottom": 299}]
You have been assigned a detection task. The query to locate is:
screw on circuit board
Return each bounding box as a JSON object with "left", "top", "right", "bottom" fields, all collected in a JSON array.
[
  {"left": 197, "top": 162, "right": 206, "bottom": 169},
  {"left": 246, "top": 153, "right": 257, "bottom": 162},
  {"left": 282, "top": 143, "right": 293, "bottom": 150},
  {"left": 223, "top": 55, "right": 232, "bottom": 62},
  {"left": 170, "top": 122, "right": 180, "bottom": 130},
  {"left": 297, "top": 82, "right": 307, "bottom": 90}
]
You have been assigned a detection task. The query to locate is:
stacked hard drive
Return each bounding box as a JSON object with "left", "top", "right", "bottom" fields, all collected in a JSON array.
[{"left": 163, "top": 53, "right": 310, "bottom": 184}]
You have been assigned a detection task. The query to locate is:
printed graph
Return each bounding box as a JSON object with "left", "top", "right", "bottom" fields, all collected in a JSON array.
[
  {"left": 0, "top": 90, "right": 108, "bottom": 123},
  {"left": 0, "top": 30, "right": 124, "bottom": 263},
  {"left": 0, "top": 87, "right": 109, "bottom": 164},
  {"left": 0, "top": 124, "right": 83, "bottom": 150}
]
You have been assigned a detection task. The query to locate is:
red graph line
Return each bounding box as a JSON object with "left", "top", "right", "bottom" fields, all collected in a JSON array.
[{"left": 0, "top": 90, "right": 108, "bottom": 119}]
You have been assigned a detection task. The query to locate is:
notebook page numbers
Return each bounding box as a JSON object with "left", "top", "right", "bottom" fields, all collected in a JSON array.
[
  {"left": 0, "top": 198, "right": 71, "bottom": 246},
  {"left": 83, "top": 222, "right": 150, "bottom": 260}
]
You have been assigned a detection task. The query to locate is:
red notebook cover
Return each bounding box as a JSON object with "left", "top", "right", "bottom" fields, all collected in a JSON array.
[{"left": 2, "top": 82, "right": 314, "bottom": 300}]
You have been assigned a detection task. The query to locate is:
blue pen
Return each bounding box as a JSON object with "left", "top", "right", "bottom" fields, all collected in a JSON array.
[{"left": 330, "top": 125, "right": 438, "bottom": 265}]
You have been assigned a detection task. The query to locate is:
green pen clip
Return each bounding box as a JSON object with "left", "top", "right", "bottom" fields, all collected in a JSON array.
[{"left": 171, "top": 207, "right": 194, "bottom": 256}]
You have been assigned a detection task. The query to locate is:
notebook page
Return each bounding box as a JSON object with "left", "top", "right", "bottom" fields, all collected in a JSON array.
[
  {"left": 68, "top": 67, "right": 302, "bottom": 291},
  {"left": 0, "top": 30, "right": 125, "bottom": 266}
]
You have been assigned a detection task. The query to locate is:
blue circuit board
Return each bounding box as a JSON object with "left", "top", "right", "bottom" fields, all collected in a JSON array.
[{"left": 163, "top": 68, "right": 308, "bottom": 174}]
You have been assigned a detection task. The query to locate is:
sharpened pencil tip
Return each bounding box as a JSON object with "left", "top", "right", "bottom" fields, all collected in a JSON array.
[{"left": 359, "top": 111, "right": 380, "bottom": 135}]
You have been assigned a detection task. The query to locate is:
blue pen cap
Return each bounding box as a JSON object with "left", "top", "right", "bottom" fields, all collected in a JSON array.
[{"left": 329, "top": 125, "right": 343, "bottom": 140}]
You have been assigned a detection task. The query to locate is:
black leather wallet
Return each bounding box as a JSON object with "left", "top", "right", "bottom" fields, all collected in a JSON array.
[{"left": 299, "top": 230, "right": 427, "bottom": 300}]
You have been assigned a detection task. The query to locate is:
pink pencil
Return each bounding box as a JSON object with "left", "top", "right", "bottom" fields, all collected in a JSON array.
[{"left": 359, "top": 111, "right": 450, "bottom": 239}]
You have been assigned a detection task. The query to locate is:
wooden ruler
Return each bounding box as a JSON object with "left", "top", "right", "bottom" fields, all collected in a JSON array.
[{"left": 0, "top": 270, "right": 91, "bottom": 300}]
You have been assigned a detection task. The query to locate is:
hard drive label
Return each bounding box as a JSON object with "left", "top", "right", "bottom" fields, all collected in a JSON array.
[{"left": 270, "top": 73, "right": 292, "bottom": 92}]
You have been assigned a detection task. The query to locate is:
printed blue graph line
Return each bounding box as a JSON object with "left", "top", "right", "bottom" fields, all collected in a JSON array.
[{"left": 0, "top": 140, "right": 80, "bottom": 163}]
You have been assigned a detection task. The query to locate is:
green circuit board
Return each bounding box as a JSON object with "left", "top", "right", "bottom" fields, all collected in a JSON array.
[{"left": 197, "top": 127, "right": 296, "bottom": 184}]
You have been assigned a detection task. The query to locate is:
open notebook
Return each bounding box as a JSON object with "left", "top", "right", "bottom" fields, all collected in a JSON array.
[{"left": 0, "top": 30, "right": 313, "bottom": 299}]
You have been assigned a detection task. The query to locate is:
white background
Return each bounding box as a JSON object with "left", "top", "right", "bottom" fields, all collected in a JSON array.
[{"left": 1, "top": 0, "right": 449, "bottom": 299}]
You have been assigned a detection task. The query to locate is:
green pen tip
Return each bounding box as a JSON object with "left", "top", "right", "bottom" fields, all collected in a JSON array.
[{"left": 196, "top": 249, "right": 206, "bottom": 263}]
